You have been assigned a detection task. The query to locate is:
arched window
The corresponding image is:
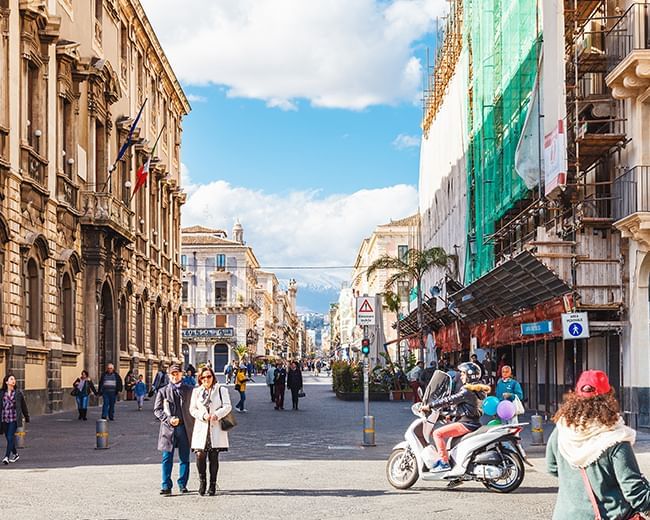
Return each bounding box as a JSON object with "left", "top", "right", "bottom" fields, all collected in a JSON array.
[
  {"left": 61, "top": 272, "right": 74, "bottom": 344},
  {"left": 173, "top": 312, "right": 180, "bottom": 357},
  {"left": 119, "top": 295, "right": 128, "bottom": 352},
  {"left": 136, "top": 300, "right": 143, "bottom": 353},
  {"left": 162, "top": 309, "right": 168, "bottom": 356},
  {"left": 150, "top": 304, "right": 157, "bottom": 355},
  {"left": 25, "top": 258, "right": 42, "bottom": 340}
]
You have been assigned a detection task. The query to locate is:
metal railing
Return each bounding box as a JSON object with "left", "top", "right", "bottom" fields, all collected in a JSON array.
[
  {"left": 606, "top": 3, "right": 650, "bottom": 71},
  {"left": 20, "top": 145, "right": 47, "bottom": 188},
  {"left": 613, "top": 165, "right": 650, "bottom": 220},
  {"left": 56, "top": 173, "right": 79, "bottom": 210}
]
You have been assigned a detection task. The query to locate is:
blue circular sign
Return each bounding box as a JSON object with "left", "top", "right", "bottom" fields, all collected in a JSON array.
[{"left": 569, "top": 323, "right": 583, "bottom": 337}]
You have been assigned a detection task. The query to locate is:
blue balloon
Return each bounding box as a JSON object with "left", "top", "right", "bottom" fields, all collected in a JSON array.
[
  {"left": 497, "top": 399, "right": 517, "bottom": 421},
  {"left": 483, "top": 396, "right": 499, "bottom": 416}
]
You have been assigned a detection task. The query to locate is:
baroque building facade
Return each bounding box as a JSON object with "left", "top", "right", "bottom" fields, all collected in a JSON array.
[{"left": 0, "top": 0, "right": 188, "bottom": 414}]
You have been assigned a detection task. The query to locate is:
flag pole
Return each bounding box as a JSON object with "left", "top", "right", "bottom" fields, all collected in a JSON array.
[{"left": 129, "top": 124, "right": 166, "bottom": 204}]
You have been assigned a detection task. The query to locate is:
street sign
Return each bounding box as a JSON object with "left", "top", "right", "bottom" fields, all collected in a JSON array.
[
  {"left": 181, "top": 327, "right": 235, "bottom": 339},
  {"left": 561, "top": 312, "right": 590, "bottom": 340},
  {"left": 356, "top": 297, "right": 376, "bottom": 326},
  {"left": 521, "top": 320, "right": 553, "bottom": 336}
]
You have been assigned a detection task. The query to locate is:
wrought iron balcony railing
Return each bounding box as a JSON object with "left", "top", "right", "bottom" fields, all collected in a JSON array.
[
  {"left": 606, "top": 3, "right": 650, "bottom": 72},
  {"left": 613, "top": 165, "right": 650, "bottom": 221}
]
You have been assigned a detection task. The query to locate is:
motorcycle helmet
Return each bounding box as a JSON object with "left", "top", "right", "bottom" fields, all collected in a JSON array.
[{"left": 457, "top": 361, "right": 482, "bottom": 383}]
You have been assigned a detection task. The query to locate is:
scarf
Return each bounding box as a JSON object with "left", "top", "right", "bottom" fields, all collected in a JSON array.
[
  {"left": 557, "top": 416, "right": 636, "bottom": 468},
  {"left": 199, "top": 386, "right": 212, "bottom": 408}
]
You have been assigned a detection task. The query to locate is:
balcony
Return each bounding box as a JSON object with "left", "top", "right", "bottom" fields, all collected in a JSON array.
[
  {"left": 80, "top": 191, "right": 134, "bottom": 242},
  {"left": 56, "top": 173, "right": 79, "bottom": 211},
  {"left": 606, "top": 3, "right": 650, "bottom": 101},
  {"left": 20, "top": 145, "right": 48, "bottom": 191},
  {"left": 614, "top": 166, "right": 650, "bottom": 248}
]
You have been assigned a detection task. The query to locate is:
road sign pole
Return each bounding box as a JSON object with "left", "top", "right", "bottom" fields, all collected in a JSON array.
[{"left": 362, "top": 324, "right": 375, "bottom": 446}]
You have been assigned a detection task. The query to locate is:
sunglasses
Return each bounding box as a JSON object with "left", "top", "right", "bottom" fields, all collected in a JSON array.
[{"left": 200, "top": 375, "right": 214, "bottom": 381}]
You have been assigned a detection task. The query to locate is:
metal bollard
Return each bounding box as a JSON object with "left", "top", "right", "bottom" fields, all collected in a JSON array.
[
  {"left": 531, "top": 414, "right": 545, "bottom": 445},
  {"left": 363, "top": 415, "right": 376, "bottom": 447},
  {"left": 15, "top": 426, "right": 26, "bottom": 448},
  {"left": 96, "top": 419, "right": 109, "bottom": 449}
]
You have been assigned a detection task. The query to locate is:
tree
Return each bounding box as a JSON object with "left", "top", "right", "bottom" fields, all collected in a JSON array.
[
  {"left": 366, "top": 247, "right": 451, "bottom": 361},
  {"left": 234, "top": 344, "right": 248, "bottom": 362}
]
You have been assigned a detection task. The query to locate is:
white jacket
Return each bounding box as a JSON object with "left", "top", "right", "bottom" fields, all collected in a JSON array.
[{"left": 189, "top": 384, "right": 232, "bottom": 450}]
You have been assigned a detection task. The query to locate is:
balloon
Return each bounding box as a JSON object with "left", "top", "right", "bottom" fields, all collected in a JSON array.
[
  {"left": 487, "top": 419, "right": 502, "bottom": 427},
  {"left": 497, "top": 399, "right": 517, "bottom": 421},
  {"left": 482, "top": 396, "right": 499, "bottom": 416}
]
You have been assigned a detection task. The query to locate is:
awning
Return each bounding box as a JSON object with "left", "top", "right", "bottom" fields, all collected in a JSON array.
[
  {"left": 399, "top": 302, "right": 458, "bottom": 336},
  {"left": 449, "top": 251, "right": 572, "bottom": 324}
]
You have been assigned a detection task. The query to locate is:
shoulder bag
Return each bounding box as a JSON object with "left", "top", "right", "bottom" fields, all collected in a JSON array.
[
  {"left": 513, "top": 395, "right": 525, "bottom": 415},
  {"left": 580, "top": 467, "right": 645, "bottom": 520},
  {"left": 218, "top": 386, "right": 237, "bottom": 431},
  {"left": 297, "top": 388, "right": 306, "bottom": 398}
]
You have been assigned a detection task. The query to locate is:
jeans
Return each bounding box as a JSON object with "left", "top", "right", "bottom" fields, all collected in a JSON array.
[
  {"left": 136, "top": 395, "right": 144, "bottom": 409},
  {"left": 101, "top": 392, "right": 117, "bottom": 419},
  {"left": 290, "top": 388, "right": 299, "bottom": 409},
  {"left": 268, "top": 384, "right": 275, "bottom": 402},
  {"left": 161, "top": 426, "right": 190, "bottom": 490},
  {"left": 3, "top": 421, "right": 17, "bottom": 458},
  {"left": 76, "top": 394, "right": 89, "bottom": 410},
  {"left": 236, "top": 390, "right": 246, "bottom": 410}
]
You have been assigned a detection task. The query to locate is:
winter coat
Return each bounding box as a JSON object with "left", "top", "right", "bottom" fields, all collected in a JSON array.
[
  {"left": 73, "top": 378, "right": 97, "bottom": 397},
  {"left": 547, "top": 424, "right": 650, "bottom": 519},
  {"left": 428, "top": 383, "right": 490, "bottom": 430},
  {"left": 153, "top": 383, "right": 195, "bottom": 452},
  {"left": 274, "top": 367, "right": 287, "bottom": 386},
  {"left": 0, "top": 389, "right": 29, "bottom": 428},
  {"left": 134, "top": 381, "right": 147, "bottom": 398},
  {"left": 189, "top": 384, "right": 231, "bottom": 450},
  {"left": 98, "top": 372, "right": 123, "bottom": 395},
  {"left": 495, "top": 378, "right": 523, "bottom": 402},
  {"left": 287, "top": 368, "right": 303, "bottom": 390},
  {"left": 235, "top": 370, "right": 248, "bottom": 392},
  {"left": 265, "top": 366, "right": 276, "bottom": 386}
]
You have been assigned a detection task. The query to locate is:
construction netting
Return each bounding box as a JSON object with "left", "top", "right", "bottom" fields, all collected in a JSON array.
[{"left": 464, "top": 0, "right": 541, "bottom": 283}]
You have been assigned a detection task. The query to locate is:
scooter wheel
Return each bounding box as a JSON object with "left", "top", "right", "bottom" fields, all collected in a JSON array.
[
  {"left": 386, "top": 448, "right": 419, "bottom": 490},
  {"left": 482, "top": 449, "right": 525, "bottom": 493}
]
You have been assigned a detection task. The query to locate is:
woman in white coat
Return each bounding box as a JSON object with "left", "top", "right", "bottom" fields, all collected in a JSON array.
[{"left": 190, "top": 366, "right": 231, "bottom": 496}]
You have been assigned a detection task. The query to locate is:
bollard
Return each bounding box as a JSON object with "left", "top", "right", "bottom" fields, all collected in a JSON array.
[
  {"left": 96, "top": 419, "right": 109, "bottom": 449},
  {"left": 15, "top": 426, "right": 26, "bottom": 448},
  {"left": 363, "top": 415, "right": 376, "bottom": 447},
  {"left": 531, "top": 414, "right": 545, "bottom": 445}
]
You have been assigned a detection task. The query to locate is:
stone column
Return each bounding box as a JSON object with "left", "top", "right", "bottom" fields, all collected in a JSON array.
[
  {"left": 84, "top": 263, "right": 99, "bottom": 380},
  {"left": 47, "top": 348, "right": 62, "bottom": 412}
]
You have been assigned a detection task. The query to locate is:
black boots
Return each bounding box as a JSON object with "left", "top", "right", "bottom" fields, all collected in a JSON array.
[
  {"left": 198, "top": 478, "right": 207, "bottom": 496},
  {"left": 208, "top": 482, "right": 216, "bottom": 496},
  {"left": 78, "top": 408, "right": 88, "bottom": 420},
  {"left": 78, "top": 408, "right": 83, "bottom": 420}
]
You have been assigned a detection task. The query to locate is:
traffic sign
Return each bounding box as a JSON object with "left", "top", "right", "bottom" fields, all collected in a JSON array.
[
  {"left": 561, "top": 312, "right": 590, "bottom": 340},
  {"left": 356, "top": 297, "right": 376, "bottom": 326}
]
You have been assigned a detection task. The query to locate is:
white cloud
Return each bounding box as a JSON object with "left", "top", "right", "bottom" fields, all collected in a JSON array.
[
  {"left": 187, "top": 94, "right": 207, "bottom": 103},
  {"left": 180, "top": 175, "right": 418, "bottom": 288},
  {"left": 141, "top": 0, "right": 447, "bottom": 110},
  {"left": 392, "top": 133, "right": 420, "bottom": 150}
]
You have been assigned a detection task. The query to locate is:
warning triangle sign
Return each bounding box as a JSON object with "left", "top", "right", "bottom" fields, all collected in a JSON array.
[{"left": 358, "top": 299, "right": 374, "bottom": 313}]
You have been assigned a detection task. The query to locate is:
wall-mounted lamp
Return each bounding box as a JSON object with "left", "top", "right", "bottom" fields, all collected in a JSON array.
[
  {"left": 34, "top": 129, "right": 42, "bottom": 137},
  {"left": 124, "top": 180, "right": 132, "bottom": 188}
]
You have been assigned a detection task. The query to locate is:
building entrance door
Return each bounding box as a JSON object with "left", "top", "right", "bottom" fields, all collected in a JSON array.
[
  {"left": 99, "top": 282, "right": 115, "bottom": 375},
  {"left": 214, "top": 344, "right": 229, "bottom": 374}
]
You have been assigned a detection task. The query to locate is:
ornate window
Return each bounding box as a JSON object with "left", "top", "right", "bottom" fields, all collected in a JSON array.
[
  {"left": 61, "top": 272, "right": 74, "bottom": 344},
  {"left": 95, "top": 119, "right": 107, "bottom": 190},
  {"left": 173, "top": 311, "right": 180, "bottom": 357},
  {"left": 119, "top": 294, "right": 128, "bottom": 352},
  {"left": 136, "top": 299, "right": 143, "bottom": 353},
  {"left": 162, "top": 309, "right": 168, "bottom": 356},
  {"left": 25, "top": 258, "right": 42, "bottom": 340},
  {"left": 150, "top": 302, "right": 158, "bottom": 355}
]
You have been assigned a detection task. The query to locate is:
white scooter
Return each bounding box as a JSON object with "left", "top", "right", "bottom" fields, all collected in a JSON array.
[{"left": 386, "top": 370, "right": 529, "bottom": 493}]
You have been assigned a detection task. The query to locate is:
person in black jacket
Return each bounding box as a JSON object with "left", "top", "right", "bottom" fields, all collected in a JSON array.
[
  {"left": 1, "top": 374, "right": 29, "bottom": 465},
  {"left": 273, "top": 362, "right": 287, "bottom": 411},
  {"left": 287, "top": 361, "right": 303, "bottom": 411},
  {"left": 421, "top": 362, "right": 490, "bottom": 472}
]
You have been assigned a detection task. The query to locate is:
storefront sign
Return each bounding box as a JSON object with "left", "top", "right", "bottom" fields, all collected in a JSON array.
[
  {"left": 561, "top": 312, "right": 590, "bottom": 340},
  {"left": 181, "top": 327, "right": 234, "bottom": 339},
  {"left": 521, "top": 320, "right": 553, "bottom": 336}
]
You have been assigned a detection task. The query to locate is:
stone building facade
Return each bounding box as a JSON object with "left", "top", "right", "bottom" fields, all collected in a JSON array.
[{"left": 0, "top": 0, "right": 188, "bottom": 414}]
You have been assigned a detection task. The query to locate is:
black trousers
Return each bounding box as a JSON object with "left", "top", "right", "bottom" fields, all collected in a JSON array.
[
  {"left": 290, "top": 388, "right": 300, "bottom": 409},
  {"left": 269, "top": 384, "right": 275, "bottom": 402},
  {"left": 274, "top": 384, "right": 285, "bottom": 409},
  {"left": 195, "top": 450, "right": 220, "bottom": 484}
]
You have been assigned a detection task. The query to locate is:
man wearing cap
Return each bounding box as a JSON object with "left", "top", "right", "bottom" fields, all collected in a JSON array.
[{"left": 153, "top": 364, "right": 195, "bottom": 495}]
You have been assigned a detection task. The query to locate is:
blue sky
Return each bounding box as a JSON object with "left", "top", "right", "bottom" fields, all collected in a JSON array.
[{"left": 141, "top": 0, "right": 447, "bottom": 312}]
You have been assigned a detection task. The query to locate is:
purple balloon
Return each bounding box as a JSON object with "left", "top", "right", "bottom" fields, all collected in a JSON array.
[{"left": 497, "top": 399, "right": 517, "bottom": 421}]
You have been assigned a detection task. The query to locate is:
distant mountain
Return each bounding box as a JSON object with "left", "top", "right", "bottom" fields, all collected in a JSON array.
[{"left": 296, "top": 284, "right": 340, "bottom": 314}]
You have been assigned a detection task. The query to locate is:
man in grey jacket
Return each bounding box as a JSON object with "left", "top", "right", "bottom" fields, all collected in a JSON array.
[
  {"left": 265, "top": 363, "right": 276, "bottom": 403},
  {"left": 153, "top": 364, "right": 195, "bottom": 495}
]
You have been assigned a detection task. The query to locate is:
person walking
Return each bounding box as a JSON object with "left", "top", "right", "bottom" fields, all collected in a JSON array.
[
  {"left": 265, "top": 362, "right": 276, "bottom": 403},
  {"left": 189, "top": 366, "right": 231, "bottom": 496},
  {"left": 152, "top": 364, "right": 169, "bottom": 396},
  {"left": 407, "top": 361, "right": 424, "bottom": 403},
  {"left": 547, "top": 370, "right": 650, "bottom": 519},
  {"left": 124, "top": 369, "right": 137, "bottom": 401},
  {"left": 153, "top": 364, "right": 195, "bottom": 495},
  {"left": 287, "top": 361, "right": 303, "bottom": 411},
  {"left": 234, "top": 363, "right": 249, "bottom": 413},
  {"left": 224, "top": 362, "right": 234, "bottom": 385},
  {"left": 72, "top": 370, "right": 97, "bottom": 420},
  {"left": 273, "top": 362, "right": 287, "bottom": 411},
  {"left": 134, "top": 374, "right": 147, "bottom": 411},
  {"left": 1, "top": 374, "right": 29, "bottom": 465},
  {"left": 98, "top": 363, "right": 123, "bottom": 421},
  {"left": 182, "top": 369, "right": 196, "bottom": 387}
]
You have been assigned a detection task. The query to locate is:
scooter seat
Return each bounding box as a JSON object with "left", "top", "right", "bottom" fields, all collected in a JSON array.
[{"left": 449, "top": 425, "right": 491, "bottom": 449}]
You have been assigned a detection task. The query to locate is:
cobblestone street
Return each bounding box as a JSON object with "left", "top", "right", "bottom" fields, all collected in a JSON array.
[{"left": 3, "top": 375, "right": 650, "bottom": 519}]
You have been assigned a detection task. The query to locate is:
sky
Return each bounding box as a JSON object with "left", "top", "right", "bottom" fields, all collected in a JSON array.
[{"left": 141, "top": 0, "right": 447, "bottom": 312}]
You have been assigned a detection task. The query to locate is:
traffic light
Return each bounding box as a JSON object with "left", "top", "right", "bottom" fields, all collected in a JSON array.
[{"left": 361, "top": 338, "right": 370, "bottom": 356}]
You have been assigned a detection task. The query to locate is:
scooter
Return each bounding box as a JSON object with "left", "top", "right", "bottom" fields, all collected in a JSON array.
[{"left": 386, "top": 371, "right": 530, "bottom": 493}]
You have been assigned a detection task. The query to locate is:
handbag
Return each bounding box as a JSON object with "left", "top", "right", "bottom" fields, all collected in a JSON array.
[
  {"left": 218, "top": 387, "right": 237, "bottom": 431},
  {"left": 297, "top": 389, "right": 306, "bottom": 398},
  {"left": 580, "top": 467, "right": 645, "bottom": 520},
  {"left": 513, "top": 395, "right": 525, "bottom": 415},
  {"left": 70, "top": 387, "right": 79, "bottom": 397},
  {"left": 234, "top": 384, "right": 241, "bottom": 392}
]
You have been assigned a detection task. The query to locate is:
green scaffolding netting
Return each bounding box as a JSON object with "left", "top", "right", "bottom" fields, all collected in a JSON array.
[{"left": 464, "top": 0, "right": 540, "bottom": 283}]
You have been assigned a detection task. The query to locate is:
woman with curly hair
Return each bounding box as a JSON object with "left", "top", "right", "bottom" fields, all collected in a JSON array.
[{"left": 546, "top": 370, "right": 650, "bottom": 519}]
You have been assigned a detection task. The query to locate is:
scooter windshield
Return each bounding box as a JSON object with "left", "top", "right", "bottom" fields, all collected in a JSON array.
[{"left": 421, "top": 370, "right": 453, "bottom": 404}]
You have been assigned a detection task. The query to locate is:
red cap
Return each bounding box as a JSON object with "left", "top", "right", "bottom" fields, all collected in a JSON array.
[{"left": 575, "top": 370, "right": 611, "bottom": 398}]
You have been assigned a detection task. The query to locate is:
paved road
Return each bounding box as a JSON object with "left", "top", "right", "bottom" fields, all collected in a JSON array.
[{"left": 2, "top": 374, "right": 650, "bottom": 519}]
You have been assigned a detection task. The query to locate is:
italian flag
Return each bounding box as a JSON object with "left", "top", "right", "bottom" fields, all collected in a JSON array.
[{"left": 130, "top": 125, "right": 164, "bottom": 201}]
